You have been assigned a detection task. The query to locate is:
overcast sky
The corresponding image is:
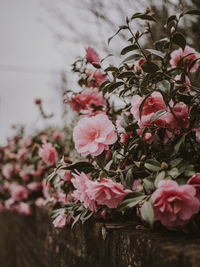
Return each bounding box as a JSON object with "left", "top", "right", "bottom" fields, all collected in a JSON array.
[{"left": 0, "top": 0, "right": 70, "bottom": 143}]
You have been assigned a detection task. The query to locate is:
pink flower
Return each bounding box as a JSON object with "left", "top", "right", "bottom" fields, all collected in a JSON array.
[
  {"left": 174, "top": 75, "right": 191, "bottom": 93},
  {"left": 27, "top": 182, "right": 42, "bottom": 192},
  {"left": 187, "top": 173, "right": 200, "bottom": 199},
  {"left": 85, "top": 47, "right": 100, "bottom": 66},
  {"left": 87, "top": 70, "right": 107, "bottom": 87},
  {"left": 10, "top": 184, "right": 29, "bottom": 201},
  {"left": 35, "top": 197, "right": 45, "bottom": 207},
  {"left": 65, "top": 88, "right": 106, "bottom": 115},
  {"left": 133, "top": 179, "right": 142, "bottom": 191},
  {"left": 53, "top": 214, "right": 67, "bottom": 228},
  {"left": 19, "top": 170, "right": 30, "bottom": 181},
  {"left": 39, "top": 142, "right": 58, "bottom": 166},
  {"left": 170, "top": 45, "right": 199, "bottom": 72},
  {"left": 71, "top": 172, "right": 97, "bottom": 211},
  {"left": 61, "top": 170, "right": 72, "bottom": 182},
  {"left": 52, "top": 131, "right": 63, "bottom": 140},
  {"left": 4, "top": 198, "right": 15, "bottom": 210},
  {"left": 86, "top": 178, "right": 131, "bottom": 209},
  {"left": 131, "top": 92, "right": 167, "bottom": 121},
  {"left": 152, "top": 180, "right": 200, "bottom": 227},
  {"left": 120, "top": 132, "right": 133, "bottom": 143},
  {"left": 73, "top": 114, "right": 117, "bottom": 157},
  {"left": 17, "top": 148, "right": 27, "bottom": 161},
  {"left": 2, "top": 163, "right": 14, "bottom": 179},
  {"left": 16, "top": 202, "right": 32, "bottom": 215},
  {"left": 58, "top": 192, "right": 68, "bottom": 205}
]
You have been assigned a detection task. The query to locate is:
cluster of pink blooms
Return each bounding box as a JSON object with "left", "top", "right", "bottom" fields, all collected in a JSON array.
[
  {"left": 0, "top": 128, "right": 65, "bottom": 215},
  {"left": 71, "top": 172, "right": 131, "bottom": 211}
]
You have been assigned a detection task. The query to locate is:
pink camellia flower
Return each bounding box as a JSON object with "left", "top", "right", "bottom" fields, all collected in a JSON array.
[
  {"left": 39, "top": 142, "right": 58, "bottom": 166},
  {"left": 187, "top": 173, "right": 200, "bottom": 199},
  {"left": 4, "top": 198, "right": 15, "bottom": 210},
  {"left": 131, "top": 92, "right": 167, "bottom": 122},
  {"left": 87, "top": 69, "right": 107, "bottom": 87},
  {"left": 73, "top": 114, "right": 117, "bottom": 157},
  {"left": 58, "top": 192, "right": 69, "bottom": 205},
  {"left": 174, "top": 74, "right": 191, "bottom": 93},
  {"left": 170, "top": 45, "right": 199, "bottom": 72},
  {"left": 52, "top": 131, "right": 63, "bottom": 140},
  {"left": 71, "top": 172, "right": 97, "bottom": 211},
  {"left": 16, "top": 202, "right": 32, "bottom": 215},
  {"left": 85, "top": 47, "right": 100, "bottom": 66},
  {"left": 86, "top": 178, "right": 131, "bottom": 209},
  {"left": 2, "top": 163, "right": 14, "bottom": 179},
  {"left": 152, "top": 180, "right": 200, "bottom": 227},
  {"left": 10, "top": 184, "right": 29, "bottom": 201},
  {"left": 65, "top": 88, "right": 106, "bottom": 115},
  {"left": 61, "top": 170, "right": 72, "bottom": 182},
  {"left": 53, "top": 214, "right": 67, "bottom": 228},
  {"left": 17, "top": 148, "right": 27, "bottom": 161},
  {"left": 35, "top": 197, "right": 45, "bottom": 207},
  {"left": 27, "top": 182, "right": 42, "bottom": 192},
  {"left": 133, "top": 179, "right": 142, "bottom": 191}
]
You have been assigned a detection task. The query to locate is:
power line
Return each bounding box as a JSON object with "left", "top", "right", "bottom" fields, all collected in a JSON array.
[{"left": 0, "top": 64, "right": 65, "bottom": 75}]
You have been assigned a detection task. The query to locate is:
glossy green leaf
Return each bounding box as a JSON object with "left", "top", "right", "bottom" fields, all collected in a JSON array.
[
  {"left": 141, "top": 62, "right": 159, "bottom": 73},
  {"left": 150, "top": 109, "right": 167, "bottom": 123},
  {"left": 172, "top": 33, "right": 186, "bottom": 51},
  {"left": 121, "top": 44, "right": 138, "bottom": 55}
]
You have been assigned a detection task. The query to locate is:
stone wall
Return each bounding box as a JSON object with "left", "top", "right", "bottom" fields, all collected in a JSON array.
[{"left": 1, "top": 208, "right": 200, "bottom": 267}]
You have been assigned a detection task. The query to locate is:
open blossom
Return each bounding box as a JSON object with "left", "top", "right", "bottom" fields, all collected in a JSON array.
[
  {"left": 39, "top": 142, "right": 58, "bottom": 166},
  {"left": 85, "top": 46, "right": 100, "bottom": 65},
  {"left": 131, "top": 92, "right": 190, "bottom": 142},
  {"left": 65, "top": 88, "right": 106, "bottom": 115},
  {"left": 10, "top": 184, "right": 29, "bottom": 201},
  {"left": 87, "top": 69, "right": 107, "bottom": 87},
  {"left": 35, "top": 197, "right": 45, "bottom": 207},
  {"left": 73, "top": 114, "right": 117, "bottom": 157},
  {"left": 2, "top": 163, "right": 14, "bottom": 179},
  {"left": 170, "top": 45, "right": 199, "bottom": 72},
  {"left": 86, "top": 178, "right": 131, "bottom": 209},
  {"left": 71, "top": 172, "right": 97, "bottom": 211},
  {"left": 16, "top": 202, "right": 32, "bottom": 215},
  {"left": 152, "top": 180, "right": 200, "bottom": 227}
]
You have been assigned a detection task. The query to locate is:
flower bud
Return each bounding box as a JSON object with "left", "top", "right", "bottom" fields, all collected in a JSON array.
[
  {"left": 171, "top": 26, "right": 175, "bottom": 34},
  {"left": 161, "top": 162, "right": 168, "bottom": 169},
  {"left": 146, "top": 7, "right": 151, "bottom": 14},
  {"left": 35, "top": 98, "right": 42, "bottom": 105}
]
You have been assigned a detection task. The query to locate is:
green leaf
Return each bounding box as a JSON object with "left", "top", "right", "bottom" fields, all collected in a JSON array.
[
  {"left": 185, "top": 9, "right": 200, "bottom": 15},
  {"left": 139, "top": 93, "right": 151, "bottom": 119},
  {"left": 144, "top": 159, "right": 161, "bottom": 172},
  {"left": 104, "top": 66, "right": 119, "bottom": 72},
  {"left": 95, "top": 151, "right": 106, "bottom": 169},
  {"left": 64, "top": 162, "right": 94, "bottom": 173},
  {"left": 131, "top": 13, "right": 156, "bottom": 22},
  {"left": 141, "top": 62, "right": 159, "bottom": 73},
  {"left": 167, "top": 167, "right": 179, "bottom": 178},
  {"left": 172, "top": 33, "right": 186, "bottom": 51},
  {"left": 107, "top": 81, "right": 124, "bottom": 93},
  {"left": 118, "top": 71, "right": 134, "bottom": 79},
  {"left": 99, "top": 80, "right": 110, "bottom": 90},
  {"left": 173, "top": 134, "right": 186, "bottom": 154},
  {"left": 126, "top": 169, "right": 134, "bottom": 188},
  {"left": 156, "top": 80, "right": 171, "bottom": 95},
  {"left": 170, "top": 158, "right": 183, "bottom": 168},
  {"left": 154, "top": 171, "right": 165, "bottom": 187},
  {"left": 121, "top": 45, "right": 138, "bottom": 55},
  {"left": 118, "top": 192, "right": 145, "bottom": 211},
  {"left": 145, "top": 49, "right": 165, "bottom": 59},
  {"left": 150, "top": 109, "right": 167, "bottom": 123},
  {"left": 108, "top": 25, "right": 129, "bottom": 45},
  {"left": 46, "top": 171, "right": 57, "bottom": 184},
  {"left": 140, "top": 200, "right": 154, "bottom": 227},
  {"left": 122, "top": 54, "right": 143, "bottom": 63},
  {"left": 167, "top": 15, "right": 177, "bottom": 24}
]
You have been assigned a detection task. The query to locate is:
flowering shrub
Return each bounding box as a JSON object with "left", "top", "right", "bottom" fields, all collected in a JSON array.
[
  {"left": 0, "top": 126, "right": 72, "bottom": 215},
  {"left": 46, "top": 8, "right": 200, "bottom": 232}
]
